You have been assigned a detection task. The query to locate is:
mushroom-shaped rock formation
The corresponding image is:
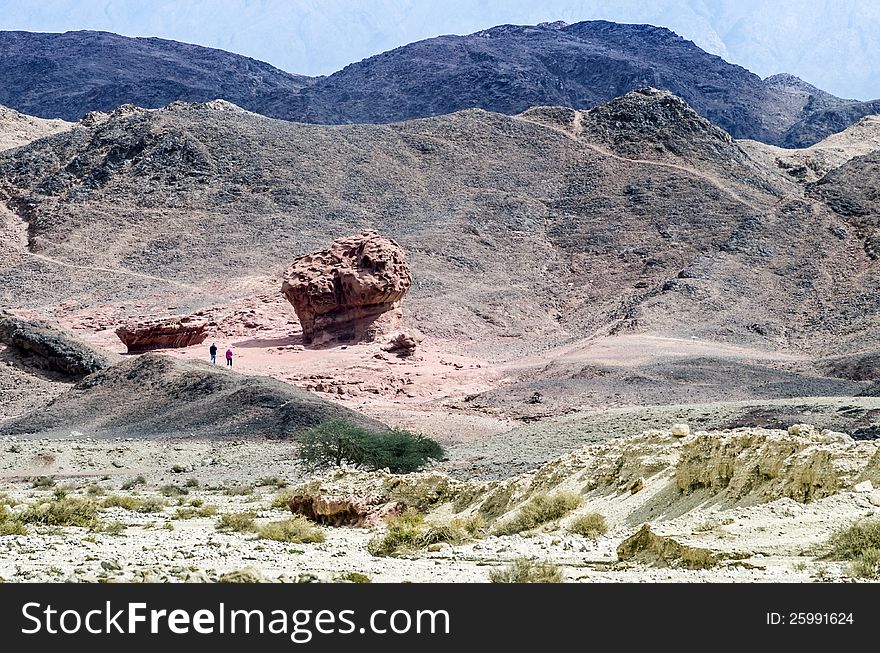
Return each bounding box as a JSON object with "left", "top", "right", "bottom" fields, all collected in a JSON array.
[
  {"left": 281, "top": 231, "right": 412, "bottom": 345},
  {"left": 115, "top": 316, "right": 208, "bottom": 353}
]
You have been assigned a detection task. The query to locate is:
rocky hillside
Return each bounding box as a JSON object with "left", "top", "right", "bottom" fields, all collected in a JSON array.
[
  {"left": 0, "top": 30, "right": 312, "bottom": 121},
  {"left": 0, "top": 353, "right": 385, "bottom": 439},
  {"left": 0, "top": 91, "right": 876, "bottom": 362},
  {"left": 263, "top": 21, "right": 875, "bottom": 147},
  {"left": 2, "top": 23, "right": 878, "bottom": 146},
  {"left": 0, "top": 104, "right": 72, "bottom": 151}
]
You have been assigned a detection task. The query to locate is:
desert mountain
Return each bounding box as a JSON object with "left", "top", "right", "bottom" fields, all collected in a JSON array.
[
  {"left": 1, "top": 89, "right": 876, "bottom": 372},
  {"left": 0, "top": 30, "right": 312, "bottom": 121},
  {"left": 1, "top": 23, "right": 878, "bottom": 147},
  {"left": 0, "top": 104, "right": 72, "bottom": 151},
  {"left": 740, "top": 115, "right": 880, "bottom": 183},
  {"left": 262, "top": 21, "right": 875, "bottom": 147}
]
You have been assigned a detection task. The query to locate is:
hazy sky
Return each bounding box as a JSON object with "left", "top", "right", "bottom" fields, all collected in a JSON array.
[{"left": 1, "top": 0, "right": 879, "bottom": 99}]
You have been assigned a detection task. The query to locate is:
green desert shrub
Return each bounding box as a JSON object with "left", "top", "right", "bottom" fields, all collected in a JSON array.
[
  {"left": 828, "top": 518, "right": 880, "bottom": 579},
  {"left": 18, "top": 496, "right": 99, "bottom": 528},
  {"left": 494, "top": 492, "right": 582, "bottom": 535},
  {"left": 31, "top": 476, "right": 55, "bottom": 489},
  {"left": 258, "top": 516, "right": 326, "bottom": 544},
  {"left": 86, "top": 484, "right": 107, "bottom": 496},
  {"left": 489, "top": 558, "right": 563, "bottom": 583},
  {"left": 298, "top": 419, "right": 444, "bottom": 473},
  {"left": 216, "top": 511, "right": 257, "bottom": 532},
  {"left": 567, "top": 513, "right": 608, "bottom": 539}
]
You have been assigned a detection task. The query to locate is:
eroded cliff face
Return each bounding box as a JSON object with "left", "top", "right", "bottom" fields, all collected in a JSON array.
[{"left": 281, "top": 231, "right": 412, "bottom": 346}]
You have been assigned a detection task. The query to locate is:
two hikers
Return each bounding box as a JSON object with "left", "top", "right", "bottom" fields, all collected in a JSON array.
[{"left": 209, "top": 343, "right": 234, "bottom": 367}]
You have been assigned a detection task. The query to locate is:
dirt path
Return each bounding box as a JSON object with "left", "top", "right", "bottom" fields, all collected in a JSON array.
[
  {"left": 521, "top": 111, "right": 769, "bottom": 215},
  {"left": 2, "top": 203, "right": 198, "bottom": 290}
]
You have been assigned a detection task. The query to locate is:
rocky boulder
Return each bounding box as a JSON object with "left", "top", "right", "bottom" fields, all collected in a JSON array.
[
  {"left": 281, "top": 231, "right": 412, "bottom": 345},
  {"left": 287, "top": 494, "right": 405, "bottom": 528},
  {"left": 115, "top": 316, "right": 208, "bottom": 353},
  {"left": 382, "top": 330, "right": 423, "bottom": 357},
  {"left": 0, "top": 311, "right": 116, "bottom": 379}
]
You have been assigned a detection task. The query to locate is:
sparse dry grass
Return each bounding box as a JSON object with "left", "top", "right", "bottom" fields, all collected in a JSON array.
[
  {"left": 160, "top": 484, "right": 189, "bottom": 497},
  {"left": 337, "top": 571, "right": 371, "bottom": 583},
  {"left": 258, "top": 516, "right": 325, "bottom": 544},
  {"left": 223, "top": 485, "right": 254, "bottom": 496},
  {"left": 828, "top": 518, "right": 880, "bottom": 579},
  {"left": 173, "top": 505, "right": 219, "bottom": 520},
  {"left": 567, "top": 513, "right": 608, "bottom": 539},
  {"left": 18, "top": 495, "right": 99, "bottom": 528},
  {"left": 216, "top": 511, "right": 257, "bottom": 533},
  {"left": 494, "top": 492, "right": 582, "bottom": 535},
  {"left": 121, "top": 475, "right": 146, "bottom": 490},
  {"left": 489, "top": 558, "right": 563, "bottom": 583},
  {"left": 367, "top": 511, "right": 480, "bottom": 557},
  {"left": 101, "top": 495, "right": 166, "bottom": 514}
]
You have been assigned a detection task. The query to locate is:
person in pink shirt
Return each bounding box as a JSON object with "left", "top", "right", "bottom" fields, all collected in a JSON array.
[{"left": 225, "top": 348, "right": 233, "bottom": 367}]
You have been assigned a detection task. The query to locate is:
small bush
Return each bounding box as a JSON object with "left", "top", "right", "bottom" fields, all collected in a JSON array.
[
  {"left": 271, "top": 490, "right": 296, "bottom": 509},
  {"left": 101, "top": 495, "right": 166, "bottom": 514},
  {"left": 298, "top": 420, "right": 444, "bottom": 473},
  {"left": 849, "top": 548, "right": 880, "bottom": 579},
  {"left": 31, "top": 476, "right": 55, "bottom": 489},
  {"left": 0, "top": 493, "right": 18, "bottom": 507},
  {"left": 494, "top": 492, "right": 582, "bottom": 535},
  {"left": 160, "top": 484, "right": 188, "bottom": 497},
  {"left": 450, "top": 514, "right": 487, "bottom": 538},
  {"left": 121, "top": 475, "right": 146, "bottom": 490},
  {"left": 189, "top": 498, "right": 204, "bottom": 508},
  {"left": 258, "top": 517, "right": 326, "bottom": 544},
  {"left": 102, "top": 495, "right": 141, "bottom": 511},
  {"left": 99, "top": 521, "right": 127, "bottom": 536},
  {"left": 184, "top": 478, "right": 200, "bottom": 488},
  {"left": 0, "top": 505, "right": 27, "bottom": 535},
  {"left": 367, "top": 511, "right": 426, "bottom": 557},
  {"left": 86, "top": 484, "right": 107, "bottom": 496},
  {"left": 338, "top": 572, "right": 371, "bottom": 584},
  {"left": 489, "top": 558, "right": 563, "bottom": 583},
  {"left": 828, "top": 519, "right": 880, "bottom": 579},
  {"left": 174, "top": 505, "right": 218, "bottom": 520},
  {"left": 257, "top": 477, "right": 288, "bottom": 488},
  {"left": 18, "top": 496, "right": 99, "bottom": 528},
  {"left": 367, "top": 511, "right": 476, "bottom": 557},
  {"left": 223, "top": 485, "right": 254, "bottom": 496},
  {"left": 0, "top": 520, "right": 28, "bottom": 536},
  {"left": 567, "top": 513, "right": 608, "bottom": 540},
  {"left": 216, "top": 512, "right": 257, "bottom": 532}
]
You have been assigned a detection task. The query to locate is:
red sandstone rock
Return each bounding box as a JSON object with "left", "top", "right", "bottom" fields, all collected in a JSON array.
[
  {"left": 287, "top": 494, "right": 405, "bottom": 528},
  {"left": 281, "top": 231, "right": 412, "bottom": 345},
  {"left": 382, "top": 330, "right": 423, "bottom": 357},
  {"left": 115, "top": 316, "right": 208, "bottom": 353}
]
